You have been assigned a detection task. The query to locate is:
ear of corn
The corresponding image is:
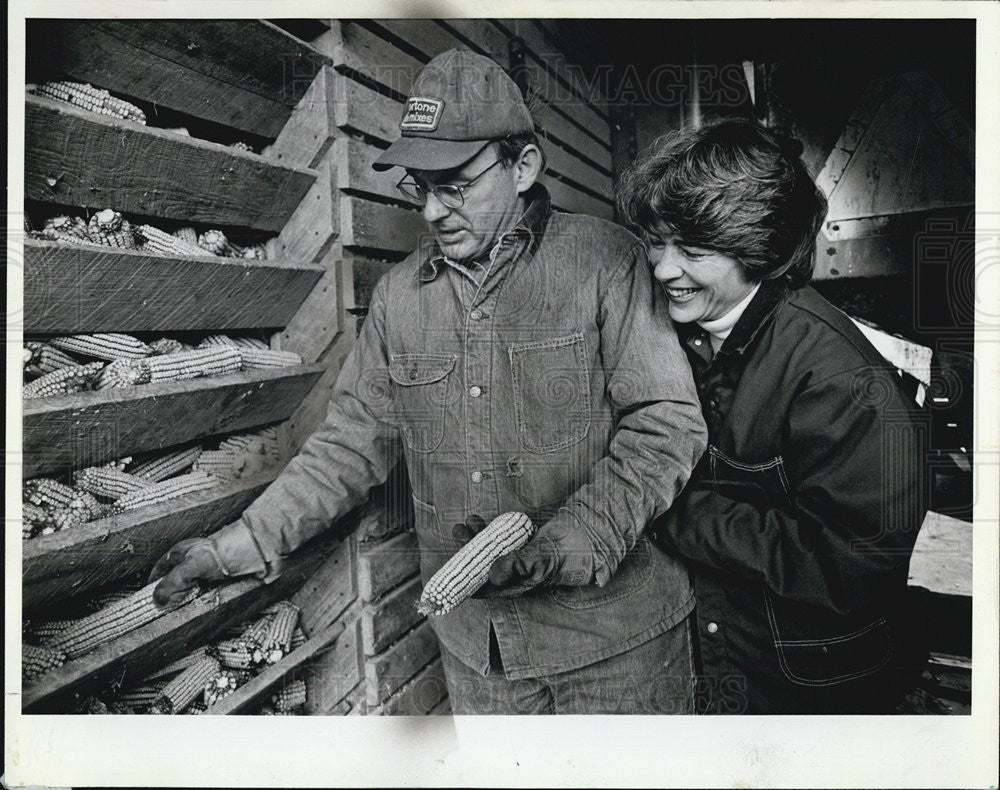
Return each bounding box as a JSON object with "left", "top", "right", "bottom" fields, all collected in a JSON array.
[
  {"left": 23, "top": 502, "right": 51, "bottom": 538},
  {"left": 240, "top": 243, "right": 268, "bottom": 260},
  {"left": 151, "top": 655, "right": 221, "bottom": 714},
  {"left": 229, "top": 141, "right": 254, "bottom": 153},
  {"left": 33, "top": 81, "right": 146, "bottom": 124},
  {"left": 290, "top": 627, "right": 307, "bottom": 650},
  {"left": 25, "top": 343, "right": 79, "bottom": 377},
  {"left": 135, "top": 224, "right": 214, "bottom": 257},
  {"left": 24, "top": 618, "right": 74, "bottom": 646},
  {"left": 418, "top": 512, "right": 536, "bottom": 616},
  {"left": 139, "top": 647, "right": 208, "bottom": 684},
  {"left": 147, "top": 337, "right": 186, "bottom": 356},
  {"left": 87, "top": 209, "right": 136, "bottom": 249},
  {"left": 49, "top": 333, "right": 153, "bottom": 361},
  {"left": 109, "top": 471, "right": 220, "bottom": 515},
  {"left": 203, "top": 669, "right": 248, "bottom": 707},
  {"left": 73, "top": 466, "right": 154, "bottom": 500},
  {"left": 48, "top": 582, "right": 198, "bottom": 659},
  {"left": 23, "top": 361, "right": 105, "bottom": 399},
  {"left": 273, "top": 680, "right": 307, "bottom": 712},
  {"left": 211, "top": 639, "right": 256, "bottom": 670},
  {"left": 118, "top": 680, "right": 169, "bottom": 709},
  {"left": 191, "top": 449, "right": 241, "bottom": 482},
  {"left": 129, "top": 446, "right": 203, "bottom": 481},
  {"left": 260, "top": 602, "right": 299, "bottom": 663},
  {"left": 23, "top": 478, "right": 78, "bottom": 510},
  {"left": 197, "top": 334, "right": 240, "bottom": 349},
  {"left": 94, "top": 358, "right": 151, "bottom": 390},
  {"left": 237, "top": 347, "right": 302, "bottom": 370},
  {"left": 172, "top": 227, "right": 199, "bottom": 245},
  {"left": 23, "top": 644, "right": 67, "bottom": 681},
  {"left": 198, "top": 229, "right": 242, "bottom": 257},
  {"left": 42, "top": 215, "right": 90, "bottom": 240},
  {"left": 144, "top": 346, "right": 242, "bottom": 382}
]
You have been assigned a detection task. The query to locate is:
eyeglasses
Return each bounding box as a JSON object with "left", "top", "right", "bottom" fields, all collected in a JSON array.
[{"left": 396, "top": 158, "right": 503, "bottom": 208}]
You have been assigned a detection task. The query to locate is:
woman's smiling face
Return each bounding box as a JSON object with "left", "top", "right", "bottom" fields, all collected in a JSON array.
[{"left": 645, "top": 229, "right": 756, "bottom": 325}]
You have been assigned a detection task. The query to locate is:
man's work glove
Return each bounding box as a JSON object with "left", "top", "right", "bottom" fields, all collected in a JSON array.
[
  {"left": 451, "top": 513, "right": 597, "bottom": 598},
  {"left": 149, "top": 521, "right": 269, "bottom": 608},
  {"left": 148, "top": 538, "right": 230, "bottom": 608}
]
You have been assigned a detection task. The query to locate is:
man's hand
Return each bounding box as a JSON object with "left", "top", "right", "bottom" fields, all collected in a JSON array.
[
  {"left": 148, "top": 538, "right": 228, "bottom": 608},
  {"left": 482, "top": 530, "right": 563, "bottom": 596}
]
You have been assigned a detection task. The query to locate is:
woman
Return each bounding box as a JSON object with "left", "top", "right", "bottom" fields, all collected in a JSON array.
[{"left": 617, "top": 119, "right": 928, "bottom": 714}]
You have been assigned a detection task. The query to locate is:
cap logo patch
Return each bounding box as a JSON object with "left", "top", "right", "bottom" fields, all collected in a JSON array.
[{"left": 400, "top": 96, "right": 444, "bottom": 131}]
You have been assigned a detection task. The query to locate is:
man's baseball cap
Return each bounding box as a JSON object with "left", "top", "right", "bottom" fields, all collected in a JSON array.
[{"left": 372, "top": 48, "right": 534, "bottom": 173}]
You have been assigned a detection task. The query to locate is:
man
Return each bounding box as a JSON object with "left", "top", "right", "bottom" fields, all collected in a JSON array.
[{"left": 151, "top": 49, "right": 707, "bottom": 714}]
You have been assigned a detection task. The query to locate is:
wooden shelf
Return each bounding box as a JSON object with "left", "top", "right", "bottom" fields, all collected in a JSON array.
[
  {"left": 23, "top": 471, "right": 280, "bottom": 612},
  {"left": 203, "top": 619, "right": 347, "bottom": 715},
  {"left": 25, "top": 94, "right": 317, "bottom": 231},
  {"left": 26, "top": 19, "right": 332, "bottom": 139},
  {"left": 22, "top": 540, "right": 335, "bottom": 713},
  {"left": 23, "top": 240, "right": 324, "bottom": 334},
  {"left": 23, "top": 363, "right": 324, "bottom": 476}
]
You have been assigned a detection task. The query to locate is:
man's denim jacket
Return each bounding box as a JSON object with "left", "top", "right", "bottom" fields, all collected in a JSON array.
[{"left": 217, "top": 186, "right": 707, "bottom": 678}]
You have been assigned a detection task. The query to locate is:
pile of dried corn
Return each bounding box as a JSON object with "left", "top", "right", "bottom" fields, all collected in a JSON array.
[
  {"left": 22, "top": 332, "right": 300, "bottom": 400},
  {"left": 31, "top": 81, "right": 147, "bottom": 124},
  {"left": 70, "top": 600, "right": 307, "bottom": 714}
]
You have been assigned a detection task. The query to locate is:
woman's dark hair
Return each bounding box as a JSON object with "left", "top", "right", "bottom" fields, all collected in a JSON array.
[{"left": 616, "top": 119, "right": 828, "bottom": 288}]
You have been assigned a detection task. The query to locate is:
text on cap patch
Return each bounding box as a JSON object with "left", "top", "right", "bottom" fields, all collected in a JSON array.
[{"left": 400, "top": 96, "right": 444, "bottom": 131}]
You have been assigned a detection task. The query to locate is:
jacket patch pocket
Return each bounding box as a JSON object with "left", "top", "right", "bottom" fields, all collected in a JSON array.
[
  {"left": 509, "top": 332, "right": 591, "bottom": 453},
  {"left": 765, "top": 591, "right": 892, "bottom": 686},
  {"left": 548, "top": 537, "right": 654, "bottom": 609},
  {"left": 708, "top": 446, "right": 794, "bottom": 511},
  {"left": 388, "top": 353, "right": 456, "bottom": 453}
]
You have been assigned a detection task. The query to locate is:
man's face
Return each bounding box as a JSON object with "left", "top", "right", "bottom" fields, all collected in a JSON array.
[{"left": 408, "top": 144, "right": 523, "bottom": 263}]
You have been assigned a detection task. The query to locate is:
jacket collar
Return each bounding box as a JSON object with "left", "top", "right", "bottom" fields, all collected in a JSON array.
[
  {"left": 679, "top": 278, "right": 788, "bottom": 360},
  {"left": 417, "top": 183, "right": 552, "bottom": 282}
]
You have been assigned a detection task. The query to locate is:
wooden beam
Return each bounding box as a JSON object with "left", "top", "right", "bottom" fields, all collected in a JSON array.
[
  {"left": 25, "top": 95, "right": 317, "bottom": 232},
  {"left": 274, "top": 239, "right": 342, "bottom": 364},
  {"left": 272, "top": 158, "right": 338, "bottom": 266},
  {"left": 266, "top": 66, "right": 340, "bottom": 171},
  {"left": 356, "top": 531, "right": 420, "bottom": 602},
  {"left": 22, "top": 542, "right": 332, "bottom": 713},
  {"left": 543, "top": 136, "right": 614, "bottom": 200},
  {"left": 23, "top": 364, "right": 324, "bottom": 476},
  {"left": 340, "top": 196, "right": 426, "bottom": 256},
  {"left": 365, "top": 620, "right": 440, "bottom": 705},
  {"left": 542, "top": 174, "right": 614, "bottom": 220},
  {"left": 361, "top": 576, "right": 423, "bottom": 656},
  {"left": 304, "top": 614, "right": 365, "bottom": 715},
  {"left": 317, "top": 21, "right": 422, "bottom": 99},
  {"left": 439, "top": 19, "right": 510, "bottom": 66},
  {"left": 290, "top": 535, "right": 357, "bottom": 637},
  {"left": 203, "top": 619, "right": 348, "bottom": 715},
  {"left": 379, "top": 657, "right": 448, "bottom": 715},
  {"left": 23, "top": 240, "right": 323, "bottom": 334},
  {"left": 26, "top": 20, "right": 331, "bottom": 139},
  {"left": 329, "top": 72, "right": 403, "bottom": 145},
  {"left": 22, "top": 472, "right": 278, "bottom": 612},
  {"left": 369, "top": 19, "right": 465, "bottom": 62}
]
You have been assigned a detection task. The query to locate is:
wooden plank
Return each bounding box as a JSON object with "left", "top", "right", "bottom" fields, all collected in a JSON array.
[
  {"left": 23, "top": 240, "right": 323, "bottom": 334},
  {"left": 908, "top": 511, "right": 973, "bottom": 598},
  {"left": 22, "top": 543, "right": 332, "bottom": 713},
  {"left": 272, "top": 158, "right": 338, "bottom": 265},
  {"left": 356, "top": 530, "right": 420, "bottom": 602},
  {"left": 22, "top": 472, "right": 278, "bottom": 612},
  {"left": 439, "top": 19, "right": 510, "bottom": 65},
  {"left": 25, "top": 19, "right": 321, "bottom": 138},
  {"left": 317, "top": 21, "right": 422, "bottom": 100},
  {"left": 379, "top": 657, "right": 448, "bottom": 715},
  {"left": 204, "top": 619, "right": 348, "bottom": 715},
  {"left": 266, "top": 66, "right": 339, "bottom": 170},
  {"left": 290, "top": 536, "right": 357, "bottom": 637},
  {"left": 542, "top": 174, "right": 614, "bottom": 220},
  {"left": 304, "top": 614, "right": 365, "bottom": 715},
  {"left": 23, "top": 364, "right": 324, "bottom": 476},
  {"left": 365, "top": 620, "right": 440, "bottom": 705},
  {"left": 341, "top": 196, "right": 426, "bottom": 256},
  {"left": 337, "top": 136, "right": 418, "bottom": 205},
  {"left": 329, "top": 72, "right": 404, "bottom": 145},
  {"left": 274, "top": 238, "right": 342, "bottom": 364},
  {"left": 543, "top": 133, "right": 614, "bottom": 198},
  {"left": 370, "top": 19, "right": 467, "bottom": 62},
  {"left": 516, "top": 20, "right": 611, "bottom": 119},
  {"left": 25, "top": 95, "right": 317, "bottom": 232},
  {"left": 361, "top": 576, "right": 423, "bottom": 656}
]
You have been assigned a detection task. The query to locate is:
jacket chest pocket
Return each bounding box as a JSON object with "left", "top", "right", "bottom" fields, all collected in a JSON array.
[
  {"left": 509, "top": 332, "right": 591, "bottom": 453},
  {"left": 388, "top": 353, "right": 456, "bottom": 453},
  {"left": 708, "top": 445, "right": 794, "bottom": 511}
]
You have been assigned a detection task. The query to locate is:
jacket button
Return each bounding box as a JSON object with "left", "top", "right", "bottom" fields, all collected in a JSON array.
[
  {"left": 408, "top": 368, "right": 418, "bottom": 380},
  {"left": 469, "top": 385, "right": 482, "bottom": 398},
  {"left": 707, "top": 622, "right": 719, "bottom": 634},
  {"left": 471, "top": 471, "right": 483, "bottom": 483},
  {"left": 470, "top": 309, "right": 484, "bottom": 320}
]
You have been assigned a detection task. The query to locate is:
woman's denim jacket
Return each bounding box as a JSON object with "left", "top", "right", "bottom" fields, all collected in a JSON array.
[{"left": 220, "top": 186, "right": 707, "bottom": 678}]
